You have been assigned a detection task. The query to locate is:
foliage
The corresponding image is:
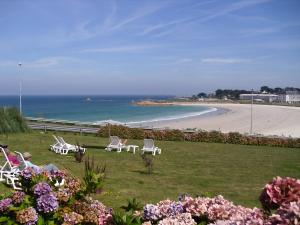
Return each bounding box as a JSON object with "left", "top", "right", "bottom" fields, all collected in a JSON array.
[
  {"left": 83, "top": 156, "right": 106, "bottom": 195},
  {"left": 141, "top": 154, "right": 154, "bottom": 174},
  {"left": 0, "top": 107, "right": 29, "bottom": 134},
  {"left": 112, "top": 211, "right": 142, "bottom": 225},
  {"left": 215, "top": 89, "right": 251, "bottom": 99},
  {"left": 98, "top": 125, "right": 300, "bottom": 148},
  {"left": 121, "top": 198, "right": 142, "bottom": 212}
]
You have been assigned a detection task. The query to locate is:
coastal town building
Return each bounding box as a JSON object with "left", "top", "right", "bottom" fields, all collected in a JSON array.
[
  {"left": 282, "top": 91, "right": 300, "bottom": 103},
  {"left": 240, "top": 91, "right": 300, "bottom": 104},
  {"left": 239, "top": 93, "right": 279, "bottom": 102}
]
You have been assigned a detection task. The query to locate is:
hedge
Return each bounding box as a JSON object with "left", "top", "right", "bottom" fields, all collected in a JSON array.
[{"left": 98, "top": 125, "right": 300, "bottom": 148}]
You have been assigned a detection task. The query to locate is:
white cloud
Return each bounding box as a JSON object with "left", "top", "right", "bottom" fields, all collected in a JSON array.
[
  {"left": 0, "top": 57, "right": 74, "bottom": 68},
  {"left": 81, "top": 45, "right": 158, "bottom": 53},
  {"left": 201, "top": 57, "right": 249, "bottom": 64},
  {"left": 108, "top": 2, "right": 169, "bottom": 32},
  {"left": 199, "top": 0, "right": 272, "bottom": 23},
  {"left": 139, "top": 17, "right": 192, "bottom": 36}
]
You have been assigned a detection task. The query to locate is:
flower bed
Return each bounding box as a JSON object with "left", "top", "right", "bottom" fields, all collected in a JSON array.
[
  {"left": 1, "top": 172, "right": 299, "bottom": 224},
  {"left": 0, "top": 167, "right": 113, "bottom": 225},
  {"left": 141, "top": 177, "right": 300, "bottom": 225}
]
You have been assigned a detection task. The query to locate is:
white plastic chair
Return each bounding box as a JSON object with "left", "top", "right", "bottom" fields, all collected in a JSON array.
[
  {"left": 141, "top": 139, "right": 161, "bottom": 156},
  {"left": 50, "top": 135, "right": 63, "bottom": 153},
  {"left": 0, "top": 147, "right": 21, "bottom": 190},
  {"left": 58, "top": 136, "right": 78, "bottom": 155},
  {"left": 105, "top": 136, "right": 127, "bottom": 153}
]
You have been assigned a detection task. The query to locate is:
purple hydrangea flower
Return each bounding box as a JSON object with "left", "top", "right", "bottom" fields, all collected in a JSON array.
[
  {"left": 11, "top": 191, "right": 26, "bottom": 204},
  {"left": 36, "top": 193, "right": 58, "bottom": 213},
  {"left": 20, "top": 167, "right": 41, "bottom": 180},
  {"left": 168, "top": 202, "right": 184, "bottom": 216},
  {"left": 34, "top": 182, "right": 52, "bottom": 196},
  {"left": 143, "top": 204, "right": 161, "bottom": 221},
  {"left": 0, "top": 198, "right": 12, "bottom": 213}
]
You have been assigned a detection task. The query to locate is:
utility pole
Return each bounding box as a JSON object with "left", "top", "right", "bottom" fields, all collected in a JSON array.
[
  {"left": 18, "top": 62, "right": 22, "bottom": 115},
  {"left": 250, "top": 88, "right": 253, "bottom": 135}
]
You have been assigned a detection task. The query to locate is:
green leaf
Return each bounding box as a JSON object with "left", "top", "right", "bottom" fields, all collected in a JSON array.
[
  {"left": 37, "top": 216, "right": 45, "bottom": 225},
  {"left": 0, "top": 217, "right": 9, "bottom": 222}
]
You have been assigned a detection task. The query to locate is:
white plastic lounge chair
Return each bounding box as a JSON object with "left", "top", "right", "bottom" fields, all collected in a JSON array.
[
  {"left": 58, "top": 136, "right": 78, "bottom": 155},
  {"left": 50, "top": 135, "right": 64, "bottom": 153},
  {"left": 0, "top": 147, "right": 21, "bottom": 190},
  {"left": 105, "top": 136, "right": 127, "bottom": 153},
  {"left": 141, "top": 139, "right": 161, "bottom": 156}
]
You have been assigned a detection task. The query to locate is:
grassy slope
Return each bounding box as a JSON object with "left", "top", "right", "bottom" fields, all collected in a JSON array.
[{"left": 1, "top": 131, "right": 299, "bottom": 210}]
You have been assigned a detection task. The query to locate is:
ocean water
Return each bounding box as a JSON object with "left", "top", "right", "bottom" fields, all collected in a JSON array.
[{"left": 0, "top": 96, "right": 215, "bottom": 124}]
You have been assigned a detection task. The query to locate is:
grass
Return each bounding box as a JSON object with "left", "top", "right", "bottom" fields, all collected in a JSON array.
[{"left": 1, "top": 131, "right": 299, "bottom": 210}]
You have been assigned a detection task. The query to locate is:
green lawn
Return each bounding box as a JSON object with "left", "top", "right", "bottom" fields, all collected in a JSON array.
[{"left": 1, "top": 131, "right": 299, "bottom": 210}]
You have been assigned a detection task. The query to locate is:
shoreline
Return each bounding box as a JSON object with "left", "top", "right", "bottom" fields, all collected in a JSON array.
[
  {"left": 141, "top": 102, "right": 300, "bottom": 137},
  {"left": 26, "top": 101, "right": 300, "bottom": 138}
]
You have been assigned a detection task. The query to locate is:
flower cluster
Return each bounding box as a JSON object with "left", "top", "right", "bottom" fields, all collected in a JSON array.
[
  {"left": 50, "top": 170, "right": 66, "bottom": 181},
  {"left": 16, "top": 207, "right": 38, "bottom": 225},
  {"left": 34, "top": 182, "right": 52, "bottom": 196},
  {"left": 11, "top": 191, "right": 26, "bottom": 204},
  {"left": 63, "top": 212, "right": 83, "bottom": 225},
  {"left": 0, "top": 198, "right": 12, "bottom": 213},
  {"left": 56, "top": 189, "right": 72, "bottom": 203},
  {"left": 143, "top": 195, "right": 264, "bottom": 225},
  {"left": 64, "top": 177, "right": 82, "bottom": 195},
  {"left": 20, "top": 167, "right": 41, "bottom": 180},
  {"left": 143, "top": 199, "right": 184, "bottom": 221},
  {"left": 259, "top": 176, "right": 300, "bottom": 210},
  {"left": 36, "top": 193, "right": 59, "bottom": 213},
  {"left": 73, "top": 199, "right": 113, "bottom": 225},
  {"left": 184, "top": 195, "right": 264, "bottom": 224},
  {"left": 158, "top": 213, "right": 196, "bottom": 225},
  {"left": 266, "top": 200, "right": 300, "bottom": 225}
]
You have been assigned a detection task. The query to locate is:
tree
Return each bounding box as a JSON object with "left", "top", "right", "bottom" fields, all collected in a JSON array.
[
  {"left": 273, "top": 87, "right": 284, "bottom": 94},
  {"left": 197, "top": 92, "right": 207, "bottom": 98},
  {"left": 260, "top": 86, "right": 273, "bottom": 93}
]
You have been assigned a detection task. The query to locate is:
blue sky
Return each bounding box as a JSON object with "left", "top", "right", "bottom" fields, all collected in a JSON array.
[{"left": 0, "top": 0, "right": 299, "bottom": 95}]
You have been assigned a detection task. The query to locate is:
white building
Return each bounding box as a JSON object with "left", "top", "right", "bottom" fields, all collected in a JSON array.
[
  {"left": 239, "top": 93, "right": 279, "bottom": 102},
  {"left": 284, "top": 91, "right": 300, "bottom": 103}
]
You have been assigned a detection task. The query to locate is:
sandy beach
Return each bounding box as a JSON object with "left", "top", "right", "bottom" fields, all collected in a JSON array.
[{"left": 144, "top": 103, "right": 300, "bottom": 138}]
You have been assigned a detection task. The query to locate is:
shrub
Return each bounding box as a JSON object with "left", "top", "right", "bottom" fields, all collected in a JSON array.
[
  {"left": 83, "top": 156, "right": 106, "bottom": 195},
  {"left": 141, "top": 154, "right": 154, "bottom": 174},
  {"left": 0, "top": 107, "right": 29, "bottom": 134}
]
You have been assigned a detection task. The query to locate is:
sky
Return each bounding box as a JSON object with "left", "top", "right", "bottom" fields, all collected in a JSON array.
[{"left": 0, "top": 0, "right": 300, "bottom": 95}]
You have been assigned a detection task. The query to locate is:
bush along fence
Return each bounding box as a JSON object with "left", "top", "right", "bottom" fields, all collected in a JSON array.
[
  {"left": 0, "top": 107, "right": 29, "bottom": 134},
  {"left": 1, "top": 173, "right": 299, "bottom": 224},
  {"left": 98, "top": 125, "right": 300, "bottom": 148}
]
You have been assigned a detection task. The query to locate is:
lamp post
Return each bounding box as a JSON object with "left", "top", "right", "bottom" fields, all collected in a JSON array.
[
  {"left": 18, "top": 62, "right": 22, "bottom": 115},
  {"left": 250, "top": 88, "right": 253, "bottom": 135}
]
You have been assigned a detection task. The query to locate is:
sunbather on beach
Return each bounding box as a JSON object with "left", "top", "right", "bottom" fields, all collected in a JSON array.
[{"left": 23, "top": 152, "right": 59, "bottom": 172}]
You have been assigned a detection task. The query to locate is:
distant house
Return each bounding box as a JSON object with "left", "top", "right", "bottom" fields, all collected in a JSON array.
[
  {"left": 283, "top": 91, "right": 300, "bottom": 103},
  {"left": 239, "top": 93, "right": 279, "bottom": 102}
]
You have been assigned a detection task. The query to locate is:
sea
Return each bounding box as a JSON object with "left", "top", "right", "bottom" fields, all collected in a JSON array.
[{"left": 0, "top": 96, "right": 216, "bottom": 125}]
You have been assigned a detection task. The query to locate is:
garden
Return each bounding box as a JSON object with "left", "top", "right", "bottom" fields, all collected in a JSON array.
[{"left": 0, "top": 108, "right": 299, "bottom": 224}]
